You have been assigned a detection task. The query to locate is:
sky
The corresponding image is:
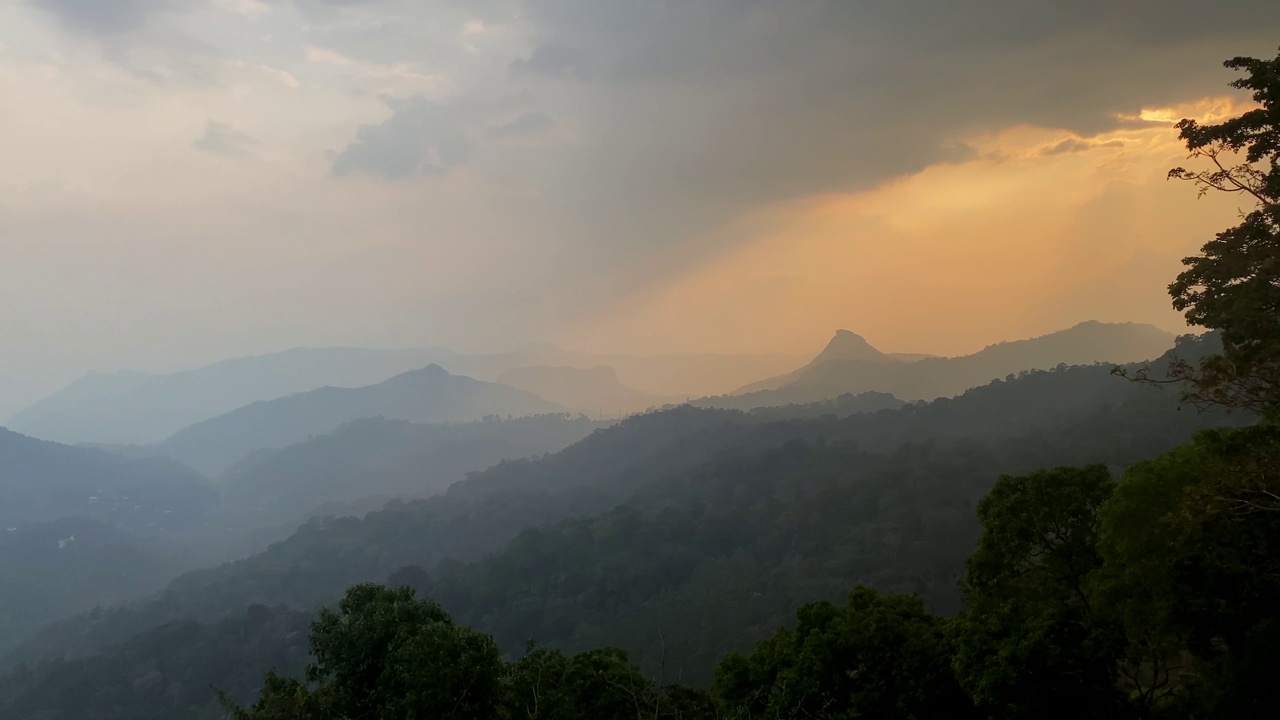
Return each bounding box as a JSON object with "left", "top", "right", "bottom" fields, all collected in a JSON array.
[{"left": 2, "top": 0, "right": 1279, "bottom": 415}]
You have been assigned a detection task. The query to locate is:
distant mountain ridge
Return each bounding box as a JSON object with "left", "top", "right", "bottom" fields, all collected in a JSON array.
[
  {"left": 148, "top": 365, "right": 565, "bottom": 476},
  {"left": 10, "top": 347, "right": 807, "bottom": 446},
  {"left": 217, "top": 413, "right": 610, "bottom": 530},
  {"left": 497, "top": 366, "right": 665, "bottom": 416},
  {"left": 0, "top": 428, "right": 214, "bottom": 534},
  {"left": 708, "top": 321, "right": 1177, "bottom": 409},
  {"left": 9, "top": 347, "right": 458, "bottom": 445}
]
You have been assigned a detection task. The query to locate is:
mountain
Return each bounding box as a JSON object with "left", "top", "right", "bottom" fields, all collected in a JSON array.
[
  {"left": 217, "top": 414, "right": 609, "bottom": 530},
  {"left": 711, "top": 321, "right": 1177, "bottom": 408},
  {"left": 149, "top": 365, "right": 565, "bottom": 476},
  {"left": 0, "top": 428, "right": 214, "bottom": 534},
  {"left": 11, "top": 346, "right": 808, "bottom": 446},
  {"left": 8, "top": 347, "right": 458, "bottom": 445},
  {"left": 0, "top": 518, "right": 184, "bottom": 657},
  {"left": 497, "top": 366, "right": 664, "bottom": 416},
  {"left": 5, "top": 336, "right": 1242, "bottom": 682}
]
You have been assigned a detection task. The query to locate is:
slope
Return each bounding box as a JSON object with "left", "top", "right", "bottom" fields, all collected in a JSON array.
[
  {"left": 150, "top": 365, "right": 565, "bottom": 476},
  {"left": 218, "top": 413, "right": 610, "bottom": 530},
  {"left": 3, "top": 335, "right": 1238, "bottom": 673},
  {"left": 497, "top": 365, "right": 665, "bottom": 416},
  {"left": 0, "top": 518, "right": 185, "bottom": 657},
  {"left": 0, "top": 428, "right": 214, "bottom": 535},
  {"left": 709, "top": 320, "right": 1176, "bottom": 408},
  {"left": 9, "top": 347, "right": 457, "bottom": 446}
]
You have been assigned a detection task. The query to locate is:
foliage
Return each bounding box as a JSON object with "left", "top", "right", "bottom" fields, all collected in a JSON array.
[
  {"left": 225, "top": 585, "right": 710, "bottom": 720},
  {"left": 1164, "top": 48, "right": 1280, "bottom": 416},
  {"left": 715, "top": 587, "right": 973, "bottom": 719},
  {"left": 0, "top": 604, "right": 312, "bottom": 720},
  {"left": 1098, "top": 424, "right": 1280, "bottom": 718},
  {"left": 953, "top": 466, "right": 1130, "bottom": 719}
]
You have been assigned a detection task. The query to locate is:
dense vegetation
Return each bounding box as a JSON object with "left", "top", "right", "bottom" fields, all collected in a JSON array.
[
  {"left": 0, "top": 339, "right": 1245, "bottom": 716},
  {"left": 0, "top": 519, "right": 186, "bottom": 658}
]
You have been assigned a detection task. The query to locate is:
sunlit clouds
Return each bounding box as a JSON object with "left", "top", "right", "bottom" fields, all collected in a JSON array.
[
  {"left": 567, "top": 104, "right": 1250, "bottom": 357},
  {"left": 1, "top": 0, "right": 1279, "bottom": 415}
]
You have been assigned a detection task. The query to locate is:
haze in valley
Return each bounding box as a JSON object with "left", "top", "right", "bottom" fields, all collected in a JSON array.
[{"left": 2, "top": 3, "right": 1279, "bottom": 718}]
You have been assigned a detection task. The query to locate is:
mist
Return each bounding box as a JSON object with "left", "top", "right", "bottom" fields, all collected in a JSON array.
[{"left": 1, "top": 2, "right": 1279, "bottom": 718}]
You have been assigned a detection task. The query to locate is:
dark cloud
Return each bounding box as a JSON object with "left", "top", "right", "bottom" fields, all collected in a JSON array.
[
  {"left": 490, "top": 0, "right": 1280, "bottom": 302},
  {"left": 509, "top": 44, "right": 591, "bottom": 81},
  {"left": 193, "top": 121, "right": 262, "bottom": 156},
  {"left": 29, "top": 0, "right": 172, "bottom": 36},
  {"left": 311, "top": 0, "right": 1280, "bottom": 326},
  {"left": 331, "top": 96, "right": 472, "bottom": 180},
  {"left": 1042, "top": 138, "right": 1126, "bottom": 157},
  {"left": 486, "top": 111, "right": 554, "bottom": 139}
]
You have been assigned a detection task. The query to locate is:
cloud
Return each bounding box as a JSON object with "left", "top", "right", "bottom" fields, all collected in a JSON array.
[
  {"left": 212, "top": 0, "right": 272, "bottom": 19},
  {"left": 28, "top": 0, "right": 172, "bottom": 36},
  {"left": 466, "top": 0, "right": 1280, "bottom": 309},
  {"left": 509, "top": 44, "right": 590, "bottom": 80},
  {"left": 486, "top": 110, "right": 554, "bottom": 139},
  {"left": 331, "top": 96, "right": 472, "bottom": 179},
  {"left": 193, "top": 120, "right": 263, "bottom": 156},
  {"left": 1041, "top": 137, "right": 1127, "bottom": 157}
]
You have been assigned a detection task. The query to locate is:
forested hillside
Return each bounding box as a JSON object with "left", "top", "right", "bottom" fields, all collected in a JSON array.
[
  {"left": 0, "top": 333, "right": 1247, "bottom": 715},
  {"left": 217, "top": 413, "right": 609, "bottom": 531},
  {"left": 0, "top": 429, "right": 215, "bottom": 534},
  {"left": 0, "top": 518, "right": 186, "bottom": 658}
]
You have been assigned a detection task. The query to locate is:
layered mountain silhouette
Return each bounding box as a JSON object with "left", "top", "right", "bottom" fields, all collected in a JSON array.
[
  {"left": 9, "top": 347, "right": 459, "bottom": 446},
  {"left": 0, "top": 428, "right": 214, "bottom": 534},
  {"left": 496, "top": 366, "right": 664, "bottom": 416},
  {"left": 11, "top": 347, "right": 806, "bottom": 446},
  {"left": 218, "top": 414, "right": 608, "bottom": 530},
  {"left": 705, "top": 321, "right": 1177, "bottom": 409},
  {"left": 147, "top": 365, "right": 565, "bottom": 475}
]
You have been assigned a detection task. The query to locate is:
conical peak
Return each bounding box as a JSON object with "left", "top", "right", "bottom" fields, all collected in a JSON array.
[{"left": 815, "top": 330, "right": 886, "bottom": 363}]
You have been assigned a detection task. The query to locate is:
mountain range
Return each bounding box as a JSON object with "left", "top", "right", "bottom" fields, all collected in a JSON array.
[
  {"left": 0, "top": 334, "right": 1242, "bottom": 704},
  {"left": 9, "top": 346, "right": 806, "bottom": 446},
  {"left": 143, "top": 365, "right": 564, "bottom": 476},
  {"left": 705, "top": 321, "right": 1177, "bottom": 409},
  {"left": 0, "top": 428, "right": 215, "bottom": 535},
  {"left": 496, "top": 365, "right": 665, "bottom": 416}
]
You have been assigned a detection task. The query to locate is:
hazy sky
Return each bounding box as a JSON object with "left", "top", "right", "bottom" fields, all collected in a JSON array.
[{"left": 2, "top": 0, "right": 1279, "bottom": 413}]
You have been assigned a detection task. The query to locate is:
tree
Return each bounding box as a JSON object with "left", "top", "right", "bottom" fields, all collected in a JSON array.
[
  {"left": 715, "top": 587, "right": 973, "bottom": 719},
  {"left": 1097, "top": 425, "right": 1280, "bottom": 719},
  {"left": 952, "top": 466, "right": 1130, "bottom": 719},
  {"left": 1164, "top": 48, "right": 1280, "bottom": 417},
  {"left": 226, "top": 583, "right": 505, "bottom": 720},
  {"left": 504, "top": 644, "right": 712, "bottom": 720}
]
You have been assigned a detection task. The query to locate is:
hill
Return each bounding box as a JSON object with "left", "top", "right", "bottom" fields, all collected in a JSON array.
[
  {"left": 710, "top": 321, "right": 1176, "bottom": 408},
  {"left": 10, "top": 346, "right": 807, "bottom": 447},
  {"left": 8, "top": 347, "right": 458, "bottom": 446},
  {"left": 497, "top": 365, "right": 664, "bottom": 416},
  {"left": 0, "top": 428, "right": 214, "bottom": 534},
  {"left": 0, "top": 518, "right": 185, "bottom": 657},
  {"left": 147, "top": 365, "right": 564, "bottom": 476},
  {"left": 217, "top": 413, "right": 610, "bottom": 530},
  {"left": 3, "top": 336, "right": 1242, "bottom": 682}
]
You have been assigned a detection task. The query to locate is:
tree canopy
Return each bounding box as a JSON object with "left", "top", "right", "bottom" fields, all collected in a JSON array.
[{"left": 1167, "top": 48, "right": 1280, "bottom": 416}]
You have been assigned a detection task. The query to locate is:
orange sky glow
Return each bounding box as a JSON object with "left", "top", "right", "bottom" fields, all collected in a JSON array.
[{"left": 567, "top": 98, "right": 1254, "bottom": 358}]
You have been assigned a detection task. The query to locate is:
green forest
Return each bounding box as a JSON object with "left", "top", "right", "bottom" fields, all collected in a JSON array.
[{"left": 0, "top": 46, "right": 1277, "bottom": 720}]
